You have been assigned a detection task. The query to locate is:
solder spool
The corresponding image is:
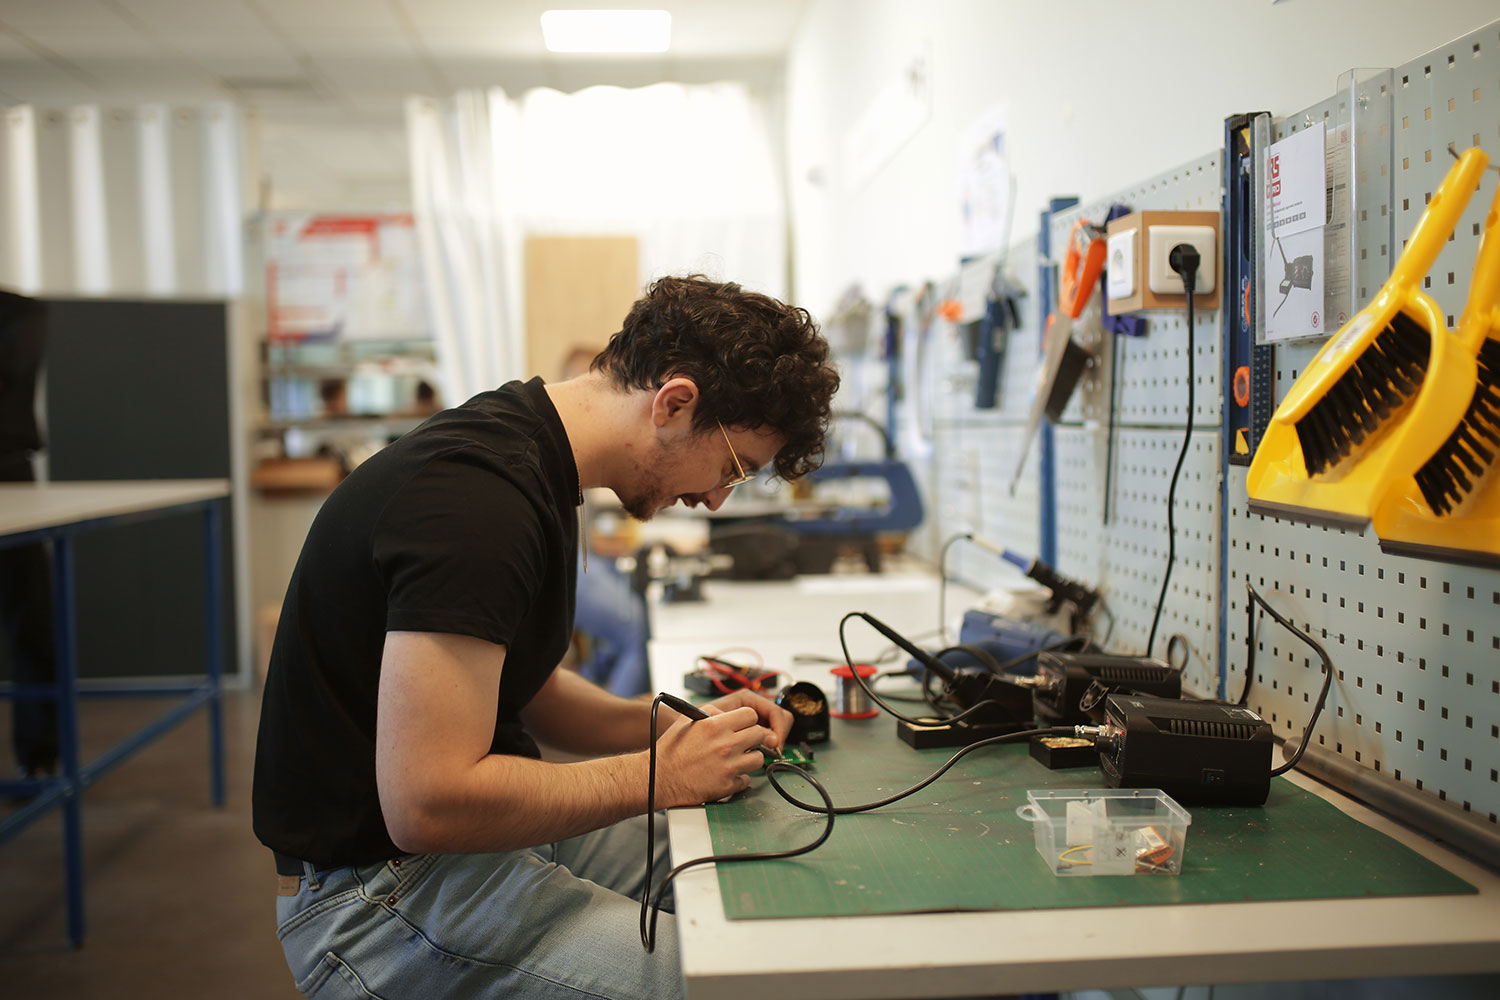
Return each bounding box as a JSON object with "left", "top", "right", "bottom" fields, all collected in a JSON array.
[{"left": 829, "top": 664, "right": 879, "bottom": 719}]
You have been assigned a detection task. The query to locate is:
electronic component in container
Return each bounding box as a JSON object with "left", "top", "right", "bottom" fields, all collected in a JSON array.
[{"left": 1016, "top": 788, "right": 1191, "bottom": 876}]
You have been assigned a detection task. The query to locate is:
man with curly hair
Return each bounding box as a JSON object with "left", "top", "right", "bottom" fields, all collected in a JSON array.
[{"left": 254, "top": 275, "right": 840, "bottom": 999}]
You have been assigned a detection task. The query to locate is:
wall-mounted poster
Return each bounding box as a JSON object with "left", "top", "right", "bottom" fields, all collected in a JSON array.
[{"left": 265, "top": 214, "right": 426, "bottom": 340}]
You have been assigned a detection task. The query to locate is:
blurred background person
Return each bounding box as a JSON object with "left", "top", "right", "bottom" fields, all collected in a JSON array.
[{"left": 0, "top": 289, "right": 58, "bottom": 788}]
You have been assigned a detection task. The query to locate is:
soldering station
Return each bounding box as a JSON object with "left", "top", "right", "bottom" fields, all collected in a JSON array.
[{"left": 639, "top": 531, "right": 1341, "bottom": 949}]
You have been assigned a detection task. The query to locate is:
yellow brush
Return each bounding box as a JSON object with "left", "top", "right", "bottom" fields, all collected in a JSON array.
[
  {"left": 1373, "top": 163, "right": 1500, "bottom": 567},
  {"left": 1247, "top": 147, "right": 1489, "bottom": 529}
]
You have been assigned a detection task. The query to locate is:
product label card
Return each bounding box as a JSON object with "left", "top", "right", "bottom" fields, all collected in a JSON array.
[
  {"left": 1263, "top": 124, "right": 1330, "bottom": 342},
  {"left": 1266, "top": 124, "right": 1327, "bottom": 238}
]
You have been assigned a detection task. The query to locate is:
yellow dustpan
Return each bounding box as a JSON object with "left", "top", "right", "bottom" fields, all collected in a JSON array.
[
  {"left": 1246, "top": 147, "right": 1489, "bottom": 529},
  {"left": 1373, "top": 163, "right": 1500, "bottom": 567}
]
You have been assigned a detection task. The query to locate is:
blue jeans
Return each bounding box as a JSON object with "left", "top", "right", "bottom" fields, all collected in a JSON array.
[
  {"left": 275, "top": 814, "right": 683, "bottom": 999},
  {"left": 573, "top": 554, "right": 650, "bottom": 698}
]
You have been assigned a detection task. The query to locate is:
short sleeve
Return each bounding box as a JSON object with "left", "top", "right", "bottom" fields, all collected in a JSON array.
[{"left": 373, "top": 455, "right": 547, "bottom": 646}]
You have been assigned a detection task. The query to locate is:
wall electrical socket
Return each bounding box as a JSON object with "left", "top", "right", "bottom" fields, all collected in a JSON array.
[
  {"left": 1147, "top": 224, "right": 1216, "bottom": 295},
  {"left": 1106, "top": 229, "right": 1136, "bottom": 300},
  {"left": 1103, "top": 210, "right": 1219, "bottom": 312}
]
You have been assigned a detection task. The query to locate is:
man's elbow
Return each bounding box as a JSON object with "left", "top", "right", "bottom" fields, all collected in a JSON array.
[
  {"left": 377, "top": 774, "right": 451, "bottom": 853},
  {"left": 384, "top": 807, "right": 442, "bottom": 854}
]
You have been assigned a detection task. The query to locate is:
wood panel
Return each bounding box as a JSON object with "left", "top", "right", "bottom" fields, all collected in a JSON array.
[{"left": 524, "top": 235, "right": 639, "bottom": 379}]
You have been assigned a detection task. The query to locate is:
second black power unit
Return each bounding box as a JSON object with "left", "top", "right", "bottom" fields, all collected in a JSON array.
[{"left": 1098, "top": 693, "right": 1275, "bottom": 805}]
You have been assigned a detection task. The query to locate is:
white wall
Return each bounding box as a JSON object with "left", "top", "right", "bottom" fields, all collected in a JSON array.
[{"left": 785, "top": 0, "right": 1500, "bottom": 316}]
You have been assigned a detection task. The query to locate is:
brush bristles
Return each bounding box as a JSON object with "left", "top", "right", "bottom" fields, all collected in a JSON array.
[
  {"left": 1415, "top": 338, "right": 1500, "bottom": 514},
  {"left": 1293, "top": 312, "right": 1430, "bottom": 476}
]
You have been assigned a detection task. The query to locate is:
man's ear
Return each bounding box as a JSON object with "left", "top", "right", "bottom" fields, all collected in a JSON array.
[{"left": 649, "top": 376, "right": 699, "bottom": 429}]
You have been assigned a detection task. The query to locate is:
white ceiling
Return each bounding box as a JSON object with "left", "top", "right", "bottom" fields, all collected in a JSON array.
[
  {"left": 0, "top": 0, "right": 810, "bottom": 114},
  {"left": 0, "top": 0, "right": 811, "bottom": 208}
]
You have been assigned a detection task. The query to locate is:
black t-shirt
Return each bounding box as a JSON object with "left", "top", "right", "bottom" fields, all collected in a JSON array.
[{"left": 252, "top": 377, "right": 579, "bottom": 867}]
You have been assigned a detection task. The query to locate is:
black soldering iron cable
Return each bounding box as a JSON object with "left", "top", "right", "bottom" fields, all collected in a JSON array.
[
  {"left": 764, "top": 725, "right": 1074, "bottom": 816},
  {"left": 838, "top": 611, "right": 1012, "bottom": 728},
  {"left": 639, "top": 704, "right": 1078, "bottom": 951},
  {"left": 640, "top": 697, "right": 834, "bottom": 953}
]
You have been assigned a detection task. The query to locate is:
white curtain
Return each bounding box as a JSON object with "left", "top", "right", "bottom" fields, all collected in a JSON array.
[
  {"left": 405, "top": 81, "right": 786, "bottom": 405},
  {"left": 0, "top": 103, "right": 243, "bottom": 298},
  {"left": 405, "top": 91, "right": 525, "bottom": 408}
]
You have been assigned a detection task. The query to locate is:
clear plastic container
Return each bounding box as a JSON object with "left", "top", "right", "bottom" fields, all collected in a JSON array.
[{"left": 1015, "top": 788, "right": 1191, "bottom": 876}]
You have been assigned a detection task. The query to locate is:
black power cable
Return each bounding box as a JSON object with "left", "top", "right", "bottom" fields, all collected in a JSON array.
[
  {"left": 836, "top": 611, "right": 1008, "bottom": 728},
  {"left": 1145, "top": 244, "right": 1201, "bottom": 657},
  {"left": 936, "top": 530, "right": 971, "bottom": 645},
  {"left": 1240, "top": 582, "right": 1335, "bottom": 777},
  {"left": 637, "top": 695, "right": 1078, "bottom": 952},
  {"left": 764, "top": 725, "right": 1074, "bottom": 817},
  {"left": 639, "top": 697, "right": 833, "bottom": 953}
]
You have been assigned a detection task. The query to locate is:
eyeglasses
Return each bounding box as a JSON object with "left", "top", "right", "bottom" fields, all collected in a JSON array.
[{"left": 717, "top": 421, "right": 755, "bottom": 490}]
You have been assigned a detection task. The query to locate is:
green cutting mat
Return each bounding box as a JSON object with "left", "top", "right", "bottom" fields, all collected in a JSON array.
[{"left": 706, "top": 717, "right": 1475, "bottom": 918}]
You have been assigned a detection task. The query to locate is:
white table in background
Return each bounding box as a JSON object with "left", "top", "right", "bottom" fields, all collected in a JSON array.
[{"left": 0, "top": 479, "right": 230, "bottom": 946}]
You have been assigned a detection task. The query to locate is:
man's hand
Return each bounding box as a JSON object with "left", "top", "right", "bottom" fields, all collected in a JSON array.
[
  {"left": 651, "top": 690, "right": 794, "bottom": 807},
  {"left": 700, "top": 688, "right": 793, "bottom": 752},
  {"left": 653, "top": 705, "right": 768, "bottom": 805}
]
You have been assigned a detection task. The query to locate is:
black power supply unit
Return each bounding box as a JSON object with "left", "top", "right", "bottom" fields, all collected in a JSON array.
[
  {"left": 1032, "top": 652, "right": 1181, "bottom": 724},
  {"left": 1098, "top": 693, "right": 1274, "bottom": 805}
]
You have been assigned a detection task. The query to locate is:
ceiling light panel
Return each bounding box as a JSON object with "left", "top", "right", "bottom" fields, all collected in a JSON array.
[{"left": 540, "top": 9, "right": 671, "bottom": 53}]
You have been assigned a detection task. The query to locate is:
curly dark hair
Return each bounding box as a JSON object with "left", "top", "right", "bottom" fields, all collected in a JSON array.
[{"left": 592, "top": 275, "right": 839, "bottom": 481}]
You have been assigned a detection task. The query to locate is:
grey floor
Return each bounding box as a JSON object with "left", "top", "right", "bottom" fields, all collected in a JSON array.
[{"left": 0, "top": 687, "right": 300, "bottom": 998}]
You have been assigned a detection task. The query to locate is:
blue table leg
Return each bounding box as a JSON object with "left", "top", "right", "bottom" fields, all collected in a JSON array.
[
  {"left": 52, "top": 534, "right": 85, "bottom": 948},
  {"left": 204, "top": 502, "right": 225, "bottom": 807}
]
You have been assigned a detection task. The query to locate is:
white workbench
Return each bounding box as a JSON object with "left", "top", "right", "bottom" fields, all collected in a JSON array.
[
  {"left": 647, "top": 570, "right": 1500, "bottom": 999},
  {"left": 0, "top": 479, "right": 231, "bottom": 946},
  {"left": 0, "top": 478, "right": 230, "bottom": 534}
]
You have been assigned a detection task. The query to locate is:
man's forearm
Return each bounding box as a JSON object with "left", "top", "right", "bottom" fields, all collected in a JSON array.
[
  {"left": 385, "top": 749, "right": 652, "bottom": 854},
  {"left": 522, "top": 667, "right": 665, "bottom": 755}
]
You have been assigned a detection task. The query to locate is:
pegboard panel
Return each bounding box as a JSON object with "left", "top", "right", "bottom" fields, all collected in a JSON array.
[
  {"left": 1227, "top": 20, "right": 1500, "bottom": 828},
  {"left": 1043, "top": 152, "right": 1225, "bottom": 675},
  {"left": 926, "top": 236, "right": 1043, "bottom": 427},
  {"left": 1055, "top": 426, "right": 1221, "bottom": 687},
  {"left": 1049, "top": 155, "right": 1224, "bottom": 428},
  {"left": 996, "top": 235, "right": 1044, "bottom": 423},
  {"left": 928, "top": 235, "right": 1046, "bottom": 587},
  {"left": 1224, "top": 467, "right": 1500, "bottom": 822},
  {"left": 925, "top": 334, "right": 1041, "bottom": 428},
  {"left": 1105, "top": 312, "right": 1222, "bottom": 427},
  {"left": 932, "top": 421, "right": 1044, "bottom": 592},
  {"left": 1392, "top": 26, "right": 1500, "bottom": 327}
]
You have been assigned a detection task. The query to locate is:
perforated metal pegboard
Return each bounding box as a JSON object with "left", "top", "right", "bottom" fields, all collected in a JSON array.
[
  {"left": 1053, "top": 156, "right": 1225, "bottom": 427},
  {"left": 1226, "top": 21, "right": 1500, "bottom": 827},
  {"left": 1225, "top": 468, "right": 1500, "bottom": 819},
  {"left": 927, "top": 236, "right": 1046, "bottom": 594},
  {"left": 920, "top": 26, "right": 1500, "bottom": 834},
  {"left": 1045, "top": 153, "right": 1225, "bottom": 676},
  {"left": 1054, "top": 427, "right": 1221, "bottom": 693}
]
